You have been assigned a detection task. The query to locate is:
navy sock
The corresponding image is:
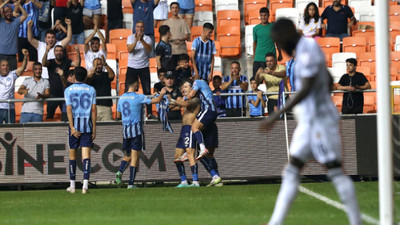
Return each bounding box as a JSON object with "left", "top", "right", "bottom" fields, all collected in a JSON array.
[
  {"left": 119, "top": 160, "right": 129, "bottom": 173},
  {"left": 129, "top": 166, "right": 137, "bottom": 185},
  {"left": 175, "top": 162, "right": 187, "bottom": 182},
  {"left": 83, "top": 158, "right": 90, "bottom": 180},
  {"left": 190, "top": 164, "right": 198, "bottom": 181},
  {"left": 69, "top": 160, "right": 76, "bottom": 180},
  {"left": 194, "top": 131, "right": 204, "bottom": 145},
  {"left": 200, "top": 157, "right": 211, "bottom": 173},
  {"left": 209, "top": 158, "right": 219, "bottom": 176}
]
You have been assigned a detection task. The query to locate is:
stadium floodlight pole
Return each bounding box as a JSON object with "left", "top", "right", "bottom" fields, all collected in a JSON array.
[{"left": 375, "top": 1, "right": 394, "bottom": 224}]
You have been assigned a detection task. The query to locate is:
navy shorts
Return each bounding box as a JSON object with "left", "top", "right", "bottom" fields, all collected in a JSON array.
[
  {"left": 196, "top": 109, "right": 218, "bottom": 127},
  {"left": 68, "top": 131, "right": 93, "bottom": 149},
  {"left": 123, "top": 135, "right": 143, "bottom": 154},
  {"left": 203, "top": 122, "right": 218, "bottom": 148},
  {"left": 176, "top": 125, "right": 196, "bottom": 149}
]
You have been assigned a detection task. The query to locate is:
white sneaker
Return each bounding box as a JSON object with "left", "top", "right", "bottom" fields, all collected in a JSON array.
[
  {"left": 174, "top": 152, "right": 188, "bottom": 163},
  {"left": 207, "top": 176, "right": 222, "bottom": 187},
  {"left": 82, "top": 188, "right": 89, "bottom": 194},
  {"left": 195, "top": 148, "right": 209, "bottom": 160},
  {"left": 66, "top": 187, "right": 75, "bottom": 193}
]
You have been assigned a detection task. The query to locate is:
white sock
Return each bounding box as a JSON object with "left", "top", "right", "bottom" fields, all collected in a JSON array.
[
  {"left": 83, "top": 179, "right": 89, "bottom": 189},
  {"left": 70, "top": 180, "right": 75, "bottom": 189},
  {"left": 192, "top": 181, "right": 199, "bottom": 185},
  {"left": 181, "top": 180, "right": 188, "bottom": 185},
  {"left": 329, "top": 168, "right": 362, "bottom": 225},
  {"left": 199, "top": 143, "right": 206, "bottom": 152},
  {"left": 212, "top": 175, "right": 220, "bottom": 180},
  {"left": 268, "top": 164, "right": 300, "bottom": 225}
]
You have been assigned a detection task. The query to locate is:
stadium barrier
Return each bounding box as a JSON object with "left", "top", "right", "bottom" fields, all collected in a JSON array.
[{"left": 0, "top": 114, "right": 396, "bottom": 184}]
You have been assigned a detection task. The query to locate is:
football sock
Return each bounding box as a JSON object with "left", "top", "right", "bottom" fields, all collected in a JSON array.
[
  {"left": 119, "top": 160, "right": 129, "bottom": 174},
  {"left": 70, "top": 180, "right": 75, "bottom": 189},
  {"left": 190, "top": 164, "right": 198, "bottom": 181},
  {"left": 83, "top": 158, "right": 91, "bottom": 180},
  {"left": 199, "top": 157, "right": 211, "bottom": 173},
  {"left": 194, "top": 131, "right": 206, "bottom": 151},
  {"left": 268, "top": 164, "right": 300, "bottom": 225},
  {"left": 83, "top": 179, "right": 89, "bottom": 189},
  {"left": 69, "top": 160, "right": 76, "bottom": 181},
  {"left": 329, "top": 168, "right": 362, "bottom": 225},
  {"left": 129, "top": 166, "right": 137, "bottom": 186},
  {"left": 209, "top": 158, "right": 219, "bottom": 176},
  {"left": 176, "top": 162, "right": 187, "bottom": 182}
]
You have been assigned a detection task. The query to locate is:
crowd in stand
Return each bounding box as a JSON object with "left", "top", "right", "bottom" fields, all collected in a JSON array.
[{"left": 0, "top": 0, "right": 373, "bottom": 124}]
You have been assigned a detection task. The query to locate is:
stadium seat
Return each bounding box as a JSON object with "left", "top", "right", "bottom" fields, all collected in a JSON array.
[
  {"left": 149, "top": 58, "right": 157, "bottom": 73},
  {"left": 295, "top": 0, "right": 318, "bottom": 16},
  {"left": 186, "top": 41, "right": 192, "bottom": 56},
  {"left": 352, "top": 29, "right": 374, "bottom": 38},
  {"left": 119, "top": 82, "right": 125, "bottom": 96},
  {"left": 245, "top": 25, "right": 256, "bottom": 56},
  {"left": 122, "top": 0, "right": 133, "bottom": 13},
  {"left": 244, "top": 0, "right": 266, "bottom": 25},
  {"left": 354, "top": 6, "right": 375, "bottom": 22},
  {"left": 364, "top": 95, "right": 376, "bottom": 113},
  {"left": 193, "top": 11, "right": 213, "bottom": 27},
  {"left": 359, "top": 52, "right": 376, "bottom": 74},
  {"left": 269, "top": 0, "right": 294, "bottom": 22},
  {"left": 342, "top": 37, "right": 367, "bottom": 56},
  {"left": 389, "top": 5, "right": 400, "bottom": 22},
  {"left": 348, "top": 0, "right": 372, "bottom": 8},
  {"left": 217, "top": 25, "right": 241, "bottom": 58},
  {"left": 110, "top": 38, "right": 128, "bottom": 54},
  {"left": 217, "top": 10, "right": 241, "bottom": 28},
  {"left": 316, "top": 37, "right": 340, "bottom": 66},
  {"left": 214, "top": 56, "right": 222, "bottom": 72},
  {"left": 105, "top": 43, "right": 117, "bottom": 60},
  {"left": 275, "top": 8, "right": 299, "bottom": 28},
  {"left": 195, "top": 0, "right": 212, "bottom": 11},
  {"left": 215, "top": 0, "right": 238, "bottom": 13},
  {"left": 119, "top": 51, "right": 129, "bottom": 68},
  {"left": 247, "top": 10, "right": 261, "bottom": 25},
  {"left": 331, "top": 95, "right": 342, "bottom": 112},
  {"left": 109, "top": 29, "right": 132, "bottom": 41},
  {"left": 119, "top": 67, "right": 127, "bottom": 89},
  {"left": 391, "top": 51, "right": 400, "bottom": 71},
  {"left": 332, "top": 52, "right": 357, "bottom": 73},
  {"left": 214, "top": 41, "right": 221, "bottom": 56},
  {"left": 21, "top": 61, "right": 34, "bottom": 76},
  {"left": 328, "top": 67, "right": 345, "bottom": 83},
  {"left": 366, "top": 36, "right": 375, "bottom": 52},
  {"left": 357, "top": 66, "right": 372, "bottom": 81},
  {"left": 84, "top": 29, "right": 106, "bottom": 40},
  {"left": 123, "top": 13, "right": 133, "bottom": 30}
]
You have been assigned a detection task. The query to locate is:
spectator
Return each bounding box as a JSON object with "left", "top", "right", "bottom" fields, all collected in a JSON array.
[
  {"left": 37, "top": 0, "right": 52, "bottom": 42},
  {"left": 220, "top": 61, "right": 249, "bottom": 117},
  {"left": 66, "top": 0, "right": 85, "bottom": 44},
  {"left": 131, "top": 0, "right": 160, "bottom": 57},
  {"left": 107, "top": 0, "right": 123, "bottom": 32},
  {"left": 0, "top": 0, "right": 27, "bottom": 71},
  {"left": 84, "top": 26, "right": 107, "bottom": 70},
  {"left": 52, "top": 19, "right": 67, "bottom": 41},
  {"left": 191, "top": 22, "right": 215, "bottom": 82},
  {"left": 337, "top": 58, "right": 371, "bottom": 114},
  {"left": 87, "top": 56, "right": 115, "bottom": 121},
  {"left": 255, "top": 52, "right": 287, "bottom": 115},
  {"left": 163, "top": 2, "right": 190, "bottom": 67},
  {"left": 248, "top": 77, "right": 266, "bottom": 117},
  {"left": 54, "top": 0, "right": 68, "bottom": 22},
  {"left": 15, "top": 0, "right": 42, "bottom": 62},
  {"left": 173, "top": 53, "right": 191, "bottom": 87},
  {"left": 321, "top": 0, "right": 356, "bottom": 40},
  {"left": 299, "top": 2, "right": 321, "bottom": 38},
  {"left": 155, "top": 25, "right": 174, "bottom": 71},
  {"left": 126, "top": 21, "right": 154, "bottom": 119},
  {"left": 253, "top": 7, "right": 281, "bottom": 77},
  {"left": 82, "top": 0, "right": 101, "bottom": 29},
  {"left": 212, "top": 75, "right": 226, "bottom": 117},
  {"left": 164, "top": 71, "right": 182, "bottom": 120},
  {"left": 0, "top": 49, "right": 28, "bottom": 124},
  {"left": 153, "top": 0, "right": 167, "bottom": 27},
  {"left": 177, "top": 0, "right": 194, "bottom": 29},
  {"left": 27, "top": 18, "right": 72, "bottom": 79},
  {"left": 42, "top": 44, "right": 80, "bottom": 119},
  {"left": 18, "top": 62, "right": 50, "bottom": 123},
  {"left": 154, "top": 68, "right": 166, "bottom": 93},
  {"left": 59, "top": 69, "right": 75, "bottom": 121},
  {"left": 286, "top": 57, "right": 296, "bottom": 91}
]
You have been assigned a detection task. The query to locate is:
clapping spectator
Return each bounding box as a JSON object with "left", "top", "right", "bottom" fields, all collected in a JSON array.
[
  {"left": 321, "top": 0, "right": 356, "bottom": 40},
  {"left": 299, "top": 2, "right": 321, "bottom": 38},
  {"left": 66, "top": 0, "right": 85, "bottom": 44},
  {"left": 248, "top": 77, "right": 266, "bottom": 117},
  {"left": 84, "top": 25, "right": 107, "bottom": 70}
]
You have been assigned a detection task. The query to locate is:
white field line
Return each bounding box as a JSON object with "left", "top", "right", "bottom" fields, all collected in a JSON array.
[{"left": 299, "top": 186, "right": 380, "bottom": 225}]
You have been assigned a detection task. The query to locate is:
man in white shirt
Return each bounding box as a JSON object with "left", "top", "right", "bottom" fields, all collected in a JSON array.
[
  {"left": 84, "top": 26, "right": 107, "bottom": 70},
  {"left": 126, "top": 21, "right": 154, "bottom": 119},
  {"left": 261, "top": 19, "right": 362, "bottom": 225},
  {"left": 27, "top": 18, "right": 72, "bottom": 79}
]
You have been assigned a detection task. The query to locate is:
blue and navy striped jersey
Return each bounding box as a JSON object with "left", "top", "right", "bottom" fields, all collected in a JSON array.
[
  {"left": 286, "top": 58, "right": 296, "bottom": 91},
  {"left": 64, "top": 83, "right": 96, "bottom": 133},
  {"left": 191, "top": 37, "right": 216, "bottom": 81},
  {"left": 248, "top": 90, "right": 267, "bottom": 116},
  {"left": 192, "top": 79, "right": 216, "bottom": 112},
  {"left": 223, "top": 75, "right": 248, "bottom": 109},
  {"left": 117, "top": 92, "right": 152, "bottom": 139},
  {"left": 19, "top": 1, "right": 39, "bottom": 38}
]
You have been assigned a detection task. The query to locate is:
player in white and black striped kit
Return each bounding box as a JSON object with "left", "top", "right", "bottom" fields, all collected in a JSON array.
[{"left": 261, "top": 19, "right": 362, "bottom": 225}]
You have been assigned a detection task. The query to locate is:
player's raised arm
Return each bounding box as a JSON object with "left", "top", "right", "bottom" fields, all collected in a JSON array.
[{"left": 150, "top": 87, "right": 167, "bottom": 104}]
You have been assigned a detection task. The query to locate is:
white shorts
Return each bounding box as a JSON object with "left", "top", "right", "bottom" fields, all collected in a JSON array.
[
  {"left": 153, "top": 1, "right": 168, "bottom": 20},
  {"left": 290, "top": 116, "right": 341, "bottom": 165},
  {"left": 83, "top": 8, "right": 102, "bottom": 17}
]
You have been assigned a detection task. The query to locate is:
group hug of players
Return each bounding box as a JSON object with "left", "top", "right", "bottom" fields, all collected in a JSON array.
[{"left": 64, "top": 66, "right": 221, "bottom": 194}]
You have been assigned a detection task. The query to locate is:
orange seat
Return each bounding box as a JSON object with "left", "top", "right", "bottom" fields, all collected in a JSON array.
[
  {"left": 191, "top": 26, "right": 203, "bottom": 41},
  {"left": 357, "top": 66, "right": 371, "bottom": 81},
  {"left": 214, "top": 41, "right": 221, "bottom": 57},
  {"left": 248, "top": 10, "right": 262, "bottom": 25},
  {"left": 389, "top": 5, "right": 400, "bottom": 21},
  {"left": 109, "top": 29, "right": 132, "bottom": 41},
  {"left": 122, "top": 0, "right": 133, "bottom": 13},
  {"left": 331, "top": 95, "right": 342, "bottom": 113},
  {"left": 186, "top": 41, "right": 192, "bottom": 57},
  {"left": 359, "top": 52, "right": 376, "bottom": 74},
  {"left": 119, "top": 67, "right": 127, "bottom": 86},
  {"left": 269, "top": 0, "right": 293, "bottom": 22},
  {"left": 119, "top": 51, "right": 129, "bottom": 68},
  {"left": 217, "top": 10, "right": 241, "bottom": 28},
  {"left": 149, "top": 58, "right": 157, "bottom": 73},
  {"left": 195, "top": 0, "right": 212, "bottom": 11},
  {"left": 321, "top": 0, "right": 345, "bottom": 8},
  {"left": 67, "top": 52, "right": 85, "bottom": 67},
  {"left": 110, "top": 37, "right": 128, "bottom": 53},
  {"left": 105, "top": 43, "right": 117, "bottom": 60},
  {"left": 244, "top": 0, "right": 266, "bottom": 25},
  {"left": 119, "top": 82, "right": 126, "bottom": 96},
  {"left": 352, "top": 29, "right": 375, "bottom": 38},
  {"left": 342, "top": 36, "right": 367, "bottom": 55},
  {"left": 316, "top": 37, "right": 340, "bottom": 66},
  {"left": 364, "top": 95, "right": 376, "bottom": 113},
  {"left": 366, "top": 36, "right": 375, "bottom": 52},
  {"left": 391, "top": 51, "right": 400, "bottom": 70},
  {"left": 217, "top": 25, "right": 241, "bottom": 58},
  {"left": 21, "top": 61, "right": 34, "bottom": 76}
]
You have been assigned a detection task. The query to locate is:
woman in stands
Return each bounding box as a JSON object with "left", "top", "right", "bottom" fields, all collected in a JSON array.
[{"left": 299, "top": 2, "right": 321, "bottom": 38}]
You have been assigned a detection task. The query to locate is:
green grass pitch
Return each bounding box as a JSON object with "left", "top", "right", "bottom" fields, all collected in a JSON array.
[{"left": 0, "top": 181, "right": 397, "bottom": 225}]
